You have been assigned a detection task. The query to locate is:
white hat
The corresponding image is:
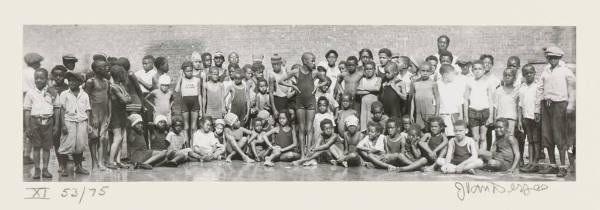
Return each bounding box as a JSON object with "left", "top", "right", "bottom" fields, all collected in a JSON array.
[
  {"left": 158, "top": 75, "right": 171, "bottom": 85},
  {"left": 128, "top": 114, "right": 143, "bottom": 127},
  {"left": 344, "top": 115, "right": 359, "bottom": 127},
  {"left": 154, "top": 115, "right": 168, "bottom": 125},
  {"left": 544, "top": 46, "right": 565, "bottom": 57},
  {"left": 191, "top": 51, "right": 202, "bottom": 61}
]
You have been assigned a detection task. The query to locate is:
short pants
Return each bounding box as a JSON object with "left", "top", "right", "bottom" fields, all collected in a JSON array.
[
  {"left": 29, "top": 116, "right": 54, "bottom": 150},
  {"left": 295, "top": 94, "right": 316, "bottom": 110},
  {"left": 274, "top": 96, "right": 294, "bottom": 111},
  {"left": 468, "top": 108, "right": 490, "bottom": 127},
  {"left": 522, "top": 118, "right": 540, "bottom": 144},
  {"left": 181, "top": 96, "right": 200, "bottom": 112}
]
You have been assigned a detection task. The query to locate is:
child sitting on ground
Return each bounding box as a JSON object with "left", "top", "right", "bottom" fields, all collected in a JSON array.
[
  {"left": 393, "top": 124, "right": 436, "bottom": 172},
  {"left": 419, "top": 117, "right": 449, "bottom": 172},
  {"left": 261, "top": 112, "right": 301, "bottom": 166},
  {"left": 381, "top": 118, "right": 406, "bottom": 168},
  {"left": 161, "top": 118, "right": 192, "bottom": 167},
  {"left": 189, "top": 116, "right": 225, "bottom": 161},
  {"left": 292, "top": 119, "right": 345, "bottom": 167},
  {"left": 339, "top": 115, "right": 363, "bottom": 167},
  {"left": 312, "top": 97, "right": 336, "bottom": 151},
  {"left": 127, "top": 114, "right": 168, "bottom": 170},
  {"left": 248, "top": 118, "right": 269, "bottom": 162},
  {"left": 435, "top": 120, "right": 483, "bottom": 174},
  {"left": 356, "top": 121, "right": 397, "bottom": 171},
  {"left": 223, "top": 112, "right": 256, "bottom": 163},
  {"left": 335, "top": 93, "right": 358, "bottom": 135},
  {"left": 479, "top": 118, "right": 520, "bottom": 173}
]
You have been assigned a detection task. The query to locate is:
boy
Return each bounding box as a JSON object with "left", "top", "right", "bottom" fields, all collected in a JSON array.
[
  {"left": 62, "top": 54, "right": 79, "bottom": 72},
  {"left": 367, "top": 102, "right": 389, "bottom": 132},
  {"left": 84, "top": 60, "right": 111, "bottom": 171},
  {"left": 190, "top": 117, "right": 226, "bottom": 161},
  {"left": 313, "top": 97, "right": 336, "bottom": 149},
  {"left": 336, "top": 56, "right": 364, "bottom": 115},
  {"left": 340, "top": 115, "right": 363, "bottom": 167},
  {"left": 493, "top": 68, "right": 519, "bottom": 141},
  {"left": 377, "top": 48, "right": 393, "bottom": 76},
  {"left": 162, "top": 118, "right": 192, "bottom": 167},
  {"left": 479, "top": 119, "right": 520, "bottom": 173},
  {"left": 24, "top": 68, "right": 60, "bottom": 179},
  {"left": 465, "top": 60, "right": 494, "bottom": 150},
  {"left": 223, "top": 113, "right": 256, "bottom": 163},
  {"left": 410, "top": 62, "right": 439, "bottom": 129},
  {"left": 419, "top": 117, "right": 448, "bottom": 172},
  {"left": 50, "top": 65, "right": 69, "bottom": 171},
  {"left": 58, "top": 71, "right": 91, "bottom": 176},
  {"left": 201, "top": 52, "right": 212, "bottom": 70},
  {"left": 23, "top": 53, "right": 44, "bottom": 165},
  {"left": 314, "top": 77, "right": 338, "bottom": 112},
  {"left": 50, "top": 65, "right": 69, "bottom": 91},
  {"left": 437, "top": 64, "right": 468, "bottom": 138},
  {"left": 356, "top": 121, "right": 397, "bottom": 171},
  {"left": 381, "top": 62, "right": 408, "bottom": 119},
  {"left": 292, "top": 119, "right": 344, "bottom": 167},
  {"left": 135, "top": 55, "right": 157, "bottom": 93},
  {"left": 425, "top": 55, "right": 439, "bottom": 77},
  {"left": 269, "top": 54, "right": 293, "bottom": 116},
  {"left": 396, "top": 57, "right": 414, "bottom": 116},
  {"left": 518, "top": 64, "right": 542, "bottom": 173},
  {"left": 145, "top": 75, "right": 174, "bottom": 124},
  {"left": 537, "top": 46, "right": 575, "bottom": 177},
  {"left": 435, "top": 120, "right": 483, "bottom": 174}
]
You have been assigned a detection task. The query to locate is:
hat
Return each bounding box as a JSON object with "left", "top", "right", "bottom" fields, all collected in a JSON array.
[
  {"left": 544, "top": 46, "right": 565, "bottom": 57},
  {"left": 257, "top": 110, "right": 270, "bottom": 120},
  {"left": 128, "top": 114, "right": 143, "bottom": 127},
  {"left": 191, "top": 51, "right": 202, "bottom": 61},
  {"left": 391, "top": 52, "right": 400, "bottom": 58},
  {"left": 270, "top": 54, "right": 282, "bottom": 63},
  {"left": 62, "top": 54, "right": 78, "bottom": 62},
  {"left": 65, "top": 71, "right": 85, "bottom": 82},
  {"left": 24, "top": 53, "right": 44, "bottom": 65},
  {"left": 214, "top": 119, "right": 225, "bottom": 127},
  {"left": 214, "top": 51, "right": 225, "bottom": 58},
  {"left": 224, "top": 112, "right": 239, "bottom": 126},
  {"left": 158, "top": 74, "right": 171, "bottom": 85},
  {"left": 344, "top": 115, "right": 359, "bottom": 127},
  {"left": 154, "top": 115, "right": 168, "bottom": 125},
  {"left": 93, "top": 53, "right": 107, "bottom": 62},
  {"left": 252, "top": 54, "right": 264, "bottom": 62}
]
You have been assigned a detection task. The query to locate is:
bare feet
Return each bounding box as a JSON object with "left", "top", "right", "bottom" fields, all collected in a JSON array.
[
  {"left": 329, "top": 159, "right": 337, "bottom": 165},
  {"left": 341, "top": 161, "right": 348, "bottom": 168},
  {"left": 225, "top": 157, "right": 232, "bottom": 163},
  {"left": 388, "top": 166, "right": 398, "bottom": 172},
  {"left": 243, "top": 157, "right": 256, "bottom": 163},
  {"left": 264, "top": 161, "right": 274, "bottom": 167},
  {"left": 421, "top": 166, "right": 434, "bottom": 172}
]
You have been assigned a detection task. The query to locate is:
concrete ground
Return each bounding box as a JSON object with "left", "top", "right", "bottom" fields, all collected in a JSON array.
[{"left": 23, "top": 151, "right": 574, "bottom": 182}]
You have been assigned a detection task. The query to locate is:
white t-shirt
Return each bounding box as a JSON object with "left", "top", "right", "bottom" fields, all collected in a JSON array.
[
  {"left": 357, "top": 134, "right": 385, "bottom": 153},
  {"left": 467, "top": 77, "right": 491, "bottom": 110},
  {"left": 23, "top": 66, "right": 36, "bottom": 93},
  {"left": 437, "top": 76, "right": 467, "bottom": 114},
  {"left": 192, "top": 130, "right": 222, "bottom": 156},
  {"left": 166, "top": 131, "right": 187, "bottom": 150},
  {"left": 135, "top": 68, "right": 157, "bottom": 93},
  {"left": 518, "top": 81, "right": 540, "bottom": 120}
]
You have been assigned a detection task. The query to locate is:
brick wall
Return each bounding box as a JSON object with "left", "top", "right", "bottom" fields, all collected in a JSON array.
[{"left": 24, "top": 25, "right": 576, "bottom": 80}]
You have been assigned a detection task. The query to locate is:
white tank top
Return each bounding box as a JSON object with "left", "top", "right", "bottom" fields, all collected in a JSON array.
[{"left": 181, "top": 77, "right": 200, "bottom": 96}]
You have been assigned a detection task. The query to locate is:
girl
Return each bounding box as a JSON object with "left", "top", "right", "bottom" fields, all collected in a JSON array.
[
  {"left": 175, "top": 61, "right": 202, "bottom": 141},
  {"left": 189, "top": 117, "right": 225, "bottom": 162},
  {"left": 261, "top": 112, "right": 301, "bottom": 166},
  {"left": 356, "top": 61, "right": 382, "bottom": 130},
  {"left": 227, "top": 71, "right": 251, "bottom": 126},
  {"left": 203, "top": 67, "right": 227, "bottom": 119},
  {"left": 410, "top": 62, "right": 440, "bottom": 130},
  {"left": 251, "top": 78, "right": 274, "bottom": 115},
  {"left": 127, "top": 114, "right": 168, "bottom": 170},
  {"left": 107, "top": 66, "right": 131, "bottom": 170},
  {"left": 292, "top": 119, "right": 344, "bottom": 167},
  {"left": 419, "top": 117, "right": 449, "bottom": 172},
  {"left": 163, "top": 118, "right": 192, "bottom": 167},
  {"left": 335, "top": 93, "right": 358, "bottom": 135},
  {"left": 144, "top": 75, "right": 174, "bottom": 124},
  {"left": 277, "top": 53, "right": 319, "bottom": 158},
  {"left": 223, "top": 113, "right": 256, "bottom": 163}
]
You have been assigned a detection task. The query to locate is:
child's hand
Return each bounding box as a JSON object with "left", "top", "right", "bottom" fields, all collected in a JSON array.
[
  {"left": 517, "top": 121, "right": 523, "bottom": 132},
  {"left": 429, "top": 152, "right": 437, "bottom": 160},
  {"left": 292, "top": 86, "right": 301, "bottom": 94}
]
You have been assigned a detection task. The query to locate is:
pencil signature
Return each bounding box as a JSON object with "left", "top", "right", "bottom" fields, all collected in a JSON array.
[{"left": 454, "top": 182, "right": 549, "bottom": 201}]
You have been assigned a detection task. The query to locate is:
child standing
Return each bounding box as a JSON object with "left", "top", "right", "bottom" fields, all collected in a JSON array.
[
  {"left": 84, "top": 60, "right": 111, "bottom": 171},
  {"left": 435, "top": 120, "right": 483, "bottom": 174},
  {"left": 223, "top": 113, "right": 256, "bottom": 163},
  {"left": 367, "top": 102, "right": 389, "bottom": 132},
  {"left": 58, "top": 71, "right": 91, "bottom": 176},
  {"left": 50, "top": 65, "right": 69, "bottom": 173},
  {"left": 335, "top": 93, "right": 358, "bottom": 135},
  {"left": 381, "top": 62, "right": 407, "bottom": 119},
  {"left": 410, "top": 62, "right": 439, "bottom": 129},
  {"left": 493, "top": 68, "right": 519, "bottom": 141},
  {"left": 314, "top": 77, "right": 339, "bottom": 112},
  {"left": 336, "top": 56, "right": 364, "bottom": 116},
  {"left": 189, "top": 117, "right": 226, "bottom": 161},
  {"left": 419, "top": 117, "right": 449, "bottom": 172},
  {"left": 107, "top": 66, "right": 131, "bottom": 170},
  {"left": 145, "top": 75, "right": 174, "bottom": 124},
  {"left": 227, "top": 70, "right": 251, "bottom": 126},
  {"left": 437, "top": 64, "right": 468, "bottom": 138},
  {"left": 251, "top": 77, "right": 275, "bottom": 115},
  {"left": 24, "top": 68, "right": 60, "bottom": 179},
  {"left": 203, "top": 67, "right": 227, "bottom": 119},
  {"left": 262, "top": 112, "right": 301, "bottom": 166},
  {"left": 465, "top": 60, "right": 494, "bottom": 150},
  {"left": 356, "top": 61, "right": 382, "bottom": 129},
  {"left": 518, "top": 64, "right": 542, "bottom": 173},
  {"left": 479, "top": 119, "right": 520, "bottom": 173},
  {"left": 175, "top": 61, "right": 202, "bottom": 140}
]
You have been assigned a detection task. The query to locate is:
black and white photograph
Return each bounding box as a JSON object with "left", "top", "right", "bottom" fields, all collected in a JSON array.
[{"left": 21, "top": 25, "right": 576, "bottom": 182}]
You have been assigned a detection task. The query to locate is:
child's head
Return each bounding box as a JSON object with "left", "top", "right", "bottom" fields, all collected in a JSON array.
[
  {"left": 417, "top": 62, "right": 434, "bottom": 80},
  {"left": 62, "top": 54, "right": 77, "bottom": 70},
  {"left": 317, "top": 96, "right": 330, "bottom": 114},
  {"left": 228, "top": 52, "right": 239, "bottom": 65},
  {"left": 428, "top": 116, "right": 445, "bottom": 135},
  {"left": 480, "top": 54, "right": 494, "bottom": 73},
  {"left": 242, "top": 64, "right": 253, "bottom": 80},
  {"left": 198, "top": 116, "right": 213, "bottom": 133},
  {"left": 128, "top": 114, "right": 144, "bottom": 133},
  {"left": 401, "top": 114, "right": 411, "bottom": 131},
  {"left": 453, "top": 120, "right": 467, "bottom": 139},
  {"left": 252, "top": 118, "right": 264, "bottom": 133},
  {"left": 228, "top": 63, "right": 240, "bottom": 75},
  {"left": 34, "top": 68, "right": 49, "bottom": 90},
  {"left": 24, "top": 52, "right": 43, "bottom": 69},
  {"left": 214, "top": 52, "right": 225, "bottom": 67},
  {"left": 317, "top": 65, "right": 327, "bottom": 78},
  {"left": 363, "top": 61, "right": 376, "bottom": 78},
  {"left": 51, "top": 65, "right": 67, "bottom": 85},
  {"left": 142, "top": 55, "right": 155, "bottom": 71},
  {"left": 406, "top": 124, "right": 422, "bottom": 142},
  {"left": 158, "top": 75, "right": 171, "bottom": 92},
  {"left": 224, "top": 112, "right": 240, "bottom": 129},
  {"left": 471, "top": 60, "right": 485, "bottom": 79},
  {"left": 507, "top": 56, "right": 521, "bottom": 70},
  {"left": 325, "top": 50, "right": 338, "bottom": 67},
  {"left": 439, "top": 50, "right": 453, "bottom": 65},
  {"left": 378, "top": 48, "right": 392, "bottom": 67},
  {"left": 383, "top": 62, "right": 399, "bottom": 80},
  {"left": 425, "top": 55, "right": 439, "bottom": 70},
  {"left": 182, "top": 61, "right": 194, "bottom": 79},
  {"left": 439, "top": 64, "right": 456, "bottom": 83},
  {"left": 209, "top": 67, "right": 220, "bottom": 82},
  {"left": 256, "top": 77, "right": 268, "bottom": 94},
  {"left": 385, "top": 117, "right": 400, "bottom": 137},
  {"left": 277, "top": 112, "right": 290, "bottom": 127},
  {"left": 109, "top": 65, "right": 127, "bottom": 84},
  {"left": 271, "top": 54, "right": 283, "bottom": 72},
  {"left": 154, "top": 115, "right": 169, "bottom": 131},
  {"left": 494, "top": 118, "right": 509, "bottom": 138},
  {"left": 437, "top": 35, "right": 450, "bottom": 51},
  {"left": 502, "top": 68, "right": 516, "bottom": 86},
  {"left": 318, "top": 77, "right": 332, "bottom": 93},
  {"left": 345, "top": 56, "right": 359, "bottom": 73},
  {"left": 232, "top": 70, "right": 244, "bottom": 85},
  {"left": 172, "top": 118, "right": 184, "bottom": 134},
  {"left": 398, "top": 56, "right": 411, "bottom": 71},
  {"left": 201, "top": 52, "right": 212, "bottom": 68},
  {"left": 252, "top": 62, "right": 265, "bottom": 79},
  {"left": 65, "top": 71, "right": 84, "bottom": 91},
  {"left": 91, "top": 60, "right": 109, "bottom": 78},
  {"left": 370, "top": 101, "right": 384, "bottom": 121},
  {"left": 320, "top": 119, "right": 335, "bottom": 137},
  {"left": 367, "top": 121, "right": 382, "bottom": 140},
  {"left": 191, "top": 51, "right": 202, "bottom": 70},
  {"left": 338, "top": 61, "right": 347, "bottom": 73},
  {"left": 340, "top": 93, "right": 353, "bottom": 110},
  {"left": 344, "top": 115, "right": 359, "bottom": 135},
  {"left": 458, "top": 61, "right": 472, "bottom": 76},
  {"left": 522, "top": 64, "right": 536, "bottom": 84},
  {"left": 301, "top": 52, "right": 316, "bottom": 70},
  {"left": 214, "top": 119, "right": 225, "bottom": 135},
  {"left": 358, "top": 48, "right": 373, "bottom": 65},
  {"left": 154, "top": 57, "right": 169, "bottom": 73}
]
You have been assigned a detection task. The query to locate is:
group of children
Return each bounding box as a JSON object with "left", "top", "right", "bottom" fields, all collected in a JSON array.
[{"left": 22, "top": 35, "right": 576, "bottom": 180}]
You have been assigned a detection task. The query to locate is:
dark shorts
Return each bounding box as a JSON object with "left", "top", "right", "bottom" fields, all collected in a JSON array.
[
  {"left": 181, "top": 96, "right": 200, "bottom": 112},
  {"left": 274, "top": 96, "right": 294, "bottom": 111},
  {"left": 29, "top": 117, "right": 54, "bottom": 150},
  {"left": 295, "top": 94, "right": 316, "bottom": 110},
  {"left": 541, "top": 100, "right": 570, "bottom": 149},
  {"left": 468, "top": 108, "right": 490, "bottom": 127},
  {"left": 522, "top": 118, "right": 541, "bottom": 144}
]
